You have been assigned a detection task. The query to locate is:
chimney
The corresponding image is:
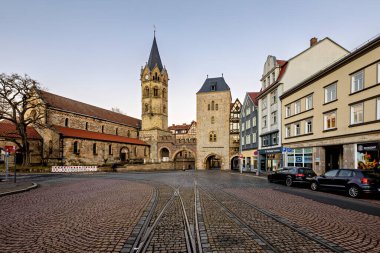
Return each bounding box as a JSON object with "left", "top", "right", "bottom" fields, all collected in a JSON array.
[
  {"left": 172, "top": 124, "right": 175, "bottom": 126},
  {"left": 310, "top": 37, "right": 318, "bottom": 47}
]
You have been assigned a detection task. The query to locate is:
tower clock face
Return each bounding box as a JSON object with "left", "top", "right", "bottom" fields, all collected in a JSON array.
[{"left": 145, "top": 74, "right": 149, "bottom": 80}]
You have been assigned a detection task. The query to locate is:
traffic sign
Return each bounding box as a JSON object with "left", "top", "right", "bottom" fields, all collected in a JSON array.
[{"left": 4, "top": 146, "right": 16, "bottom": 153}]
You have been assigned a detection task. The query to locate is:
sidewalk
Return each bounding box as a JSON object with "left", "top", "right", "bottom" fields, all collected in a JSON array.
[{"left": 0, "top": 181, "right": 38, "bottom": 197}]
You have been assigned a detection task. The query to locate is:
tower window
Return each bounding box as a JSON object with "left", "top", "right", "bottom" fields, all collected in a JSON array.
[
  {"left": 163, "top": 88, "right": 166, "bottom": 99},
  {"left": 209, "top": 131, "right": 217, "bottom": 142},
  {"left": 211, "top": 116, "right": 215, "bottom": 124},
  {"left": 211, "top": 101, "right": 215, "bottom": 110},
  {"left": 216, "top": 104, "right": 218, "bottom": 110},
  {"left": 208, "top": 104, "right": 210, "bottom": 110},
  {"left": 163, "top": 105, "right": 166, "bottom": 113},
  {"left": 145, "top": 104, "right": 149, "bottom": 112},
  {"left": 154, "top": 72, "right": 158, "bottom": 81},
  {"left": 154, "top": 87, "right": 159, "bottom": 97},
  {"left": 144, "top": 86, "right": 150, "bottom": 97}
]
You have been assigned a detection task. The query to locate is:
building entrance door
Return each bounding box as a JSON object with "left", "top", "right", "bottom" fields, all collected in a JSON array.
[
  {"left": 325, "top": 146, "right": 343, "bottom": 171},
  {"left": 206, "top": 155, "right": 221, "bottom": 170}
]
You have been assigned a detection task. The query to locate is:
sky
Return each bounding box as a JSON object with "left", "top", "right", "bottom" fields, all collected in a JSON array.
[{"left": 1, "top": 0, "right": 379, "bottom": 125}]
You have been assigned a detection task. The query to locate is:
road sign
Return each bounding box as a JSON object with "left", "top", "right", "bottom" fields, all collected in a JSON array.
[
  {"left": 4, "top": 146, "right": 16, "bottom": 153},
  {"left": 287, "top": 148, "right": 293, "bottom": 152}
]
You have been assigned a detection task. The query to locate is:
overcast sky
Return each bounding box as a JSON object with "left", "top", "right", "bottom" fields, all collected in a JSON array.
[{"left": 1, "top": 0, "right": 379, "bottom": 125}]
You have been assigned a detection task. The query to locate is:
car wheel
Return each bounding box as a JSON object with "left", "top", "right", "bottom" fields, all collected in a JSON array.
[
  {"left": 348, "top": 185, "right": 360, "bottom": 198},
  {"left": 310, "top": 182, "right": 318, "bottom": 191},
  {"left": 285, "top": 177, "right": 293, "bottom": 187}
]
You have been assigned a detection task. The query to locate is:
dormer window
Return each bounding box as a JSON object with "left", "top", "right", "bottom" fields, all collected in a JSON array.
[{"left": 211, "top": 85, "right": 216, "bottom": 91}]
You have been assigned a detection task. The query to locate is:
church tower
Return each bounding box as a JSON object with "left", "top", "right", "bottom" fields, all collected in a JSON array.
[
  {"left": 140, "top": 35, "right": 169, "bottom": 131},
  {"left": 139, "top": 35, "right": 171, "bottom": 162}
]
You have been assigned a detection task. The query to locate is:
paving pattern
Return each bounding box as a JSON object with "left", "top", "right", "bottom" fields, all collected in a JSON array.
[
  {"left": 0, "top": 179, "right": 152, "bottom": 253},
  {"left": 1, "top": 171, "right": 380, "bottom": 253},
  {"left": 227, "top": 187, "right": 380, "bottom": 253}
]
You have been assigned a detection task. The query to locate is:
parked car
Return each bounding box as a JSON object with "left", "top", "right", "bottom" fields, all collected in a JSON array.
[
  {"left": 310, "top": 169, "right": 380, "bottom": 198},
  {"left": 268, "top": 167, "right": 316, "bottom": 187}
]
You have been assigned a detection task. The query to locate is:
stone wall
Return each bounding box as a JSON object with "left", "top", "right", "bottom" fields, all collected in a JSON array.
[
  {"left": 117, "top": 161, "right": 176, "bottom": 171},
  {"left": 0, "top": 139, "right": 42, "bottom": 164}
]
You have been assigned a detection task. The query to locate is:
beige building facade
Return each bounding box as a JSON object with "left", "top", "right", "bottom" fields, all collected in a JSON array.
[
  {"left": 196, "top": 77, "right": 232, "bottom": 171},
  {"left": 281, "top": 35, "right": 380, "bottom": 175}
]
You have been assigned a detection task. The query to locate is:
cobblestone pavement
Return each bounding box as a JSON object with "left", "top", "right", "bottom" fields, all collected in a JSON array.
[
  {"left": 227, "top": 187, "right": 380, "bottom": 253},
  {"left": 1, "top": 171, "right": 380, "bottom": 252},
  {"left": 0, "top": 179, "right": 152, "bottom": 253}
]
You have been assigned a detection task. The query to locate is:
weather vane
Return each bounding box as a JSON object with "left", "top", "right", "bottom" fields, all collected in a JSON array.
[{"left": 154, "top": 25, "right": 156, "bottom": 36}]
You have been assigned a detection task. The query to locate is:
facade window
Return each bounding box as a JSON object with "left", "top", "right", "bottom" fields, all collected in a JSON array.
[
  {"left": 295, "top": 100, "right": 301, "bottom": 114},
  {"left": 246, "top": 107, "right": 251, "bottom": 115},
  {"left": 109, "top": 144, "right": 112, "bottom": 155},
  {"left": 241, "top": 121, "right": 245, "bottom": 131},
  {"left": 144, "top": 147, "right": 147, "bottom": 156},
  {"left": 378, "top": 63, "right": 380, "bottom": 83},
  {"left": 271, "top": 111, "right": 277, "bottom": 125},
  {"left": 351, "top": 70, "right": 364, "bottom": 93},
  {"left": 262, "top": 98, "right": 267, "bottom": 109},
  {"left": 262, "top": 116, "right": 267, "bottom": 128},
  {"left": 116, "top": 128, "right": 118, "bottom": 135},
  {"left": 252, "top": 116, "right": 257, "bottom": 127},
  {"left": 208, "top": 104, "right": 210, "bottom": 110},
  {"left": 306, "top": 95, "right": 313, "bottom": 110},
  {"left": 73, "top": 141, "right": 79, "bottom": 154},
  {"left": 246, "top": 135, "right": 251, "bottom": 144},
  {"left": 85, "top": 122, "right": 88, "bottom": 130},
  {"left": 305, "top": 120, "right": 312, "bottom": 134},
  {"left": 286, "top": 125, "right": 291, "bottom": 138},
  {"left": 242, "top": 135, "right": 245, "bottom": 145},
  {"left": 377, "top": 98, "right": 380, "bottom": 120},
  {"left": 65, "top": 118, "right": 69, "bottom": 127},
  {"left": 351, "top": 103, "right": 364, "bottom": 125},
  {"left": 102, "top": 126, "right": 104, "bottom": 133},
  {"left": 246, "top": 119, "right": 251, "bottom": 129},
  {"left": 262, "top": 136, "right": 269, "bottom": 146},
  {"left": 272, "top": 133, "right": 278, "bottom": 145},
  {"left": 209, "top": 132, "right": 216, "bottom": 142},
  {"left": 211, "top": 101, "right": 215, "bottom": 110},
  {"left": 272, "top": 72, "right": 275, "bottom": 83},
  {"left": 211, "top": 116, "right": 215, "bottom": 124},
  {"left": 285, "top": 105, "right": 291, "bottom": 117},
  {"left": 267, "top": 76, "right": 270, "bottom": 85},
  {"left": 324, "top": 111, "right": 337, "bottom": 130},
  {"left": 325, "top": 83, "right": 337, "bottom": 103},
  {"left": 270, "top": 90, "right": 277, "bottom": 105},
  {"left": 252, "top": 133, "right": 257, "bottom": 143},
  {"left": 135, "top": 147, "right": 137, "bottom": 156},
  {"left": 263, "top": 79, "right": 266, "bottom": 89},
  {"left": 294, "top": 123, "right": 301, "bottom": 136},
  {"left": 93, "top": 143, "right": 97, "bottom": 155}
]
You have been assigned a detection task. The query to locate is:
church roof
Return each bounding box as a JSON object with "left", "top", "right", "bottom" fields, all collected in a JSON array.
[
  {"left": 197, "top": 77, "right": 231, "bottom": 93},
  {"left": 54, "top": 125, "right": 149, "bottom": 146},
  {"left": 38, "top": 90, "right": 141, "bottom": 128},
  {"left": 0, "top": 120, "right": 42, "bottom": 140},
  {"left": 147, "top": 36, "right": 163, "bottom": 71}
]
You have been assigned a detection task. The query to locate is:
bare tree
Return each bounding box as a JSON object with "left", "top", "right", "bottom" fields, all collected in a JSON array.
[
  {"left": 0, "top": 73, "right": 47, "bottom": 166},
  {"left": 111, "top": 107, "right": 125, "bottom": 114}
]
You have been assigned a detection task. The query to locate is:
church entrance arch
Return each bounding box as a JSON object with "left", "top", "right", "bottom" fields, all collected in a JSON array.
[
  {"left": 205, "top": 154, "right": 221, "bottom": 170},
  {"left": 160, "top": 147, "right": 170, "bottom": 162},
  {"left": 231, "top": 156, "right": 239, "bottom": 171},
  {"left": 120, "top": 147, "right": 129, "bottom": 162},
  {"left": 173, "top": 149, "right": 195, "bottom": 170}
]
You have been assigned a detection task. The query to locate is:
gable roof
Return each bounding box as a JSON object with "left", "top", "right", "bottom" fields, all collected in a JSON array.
[
  {"left": 54, "top": 125, "right": 149, "bottom": 146},
  {"left": 38, "top": 90, "right": 141, "bottom": 128},
  {"left": 0, "top": 121, "right": 42, "bottom": 140},
  {"left": 168, "top": 124, "right": 191, "bottom": 131},
  {"left": 247, "top": 92, "right": 260, "bottom": 106},
  {"left": 197, "top": 77, "right": 231, "bottom": 93},
  {"left": 257, "top": 62, "right": 288, "bottom": 98},
  {"left": 147, "top": 36, "right": 163, "bottom": 71}
]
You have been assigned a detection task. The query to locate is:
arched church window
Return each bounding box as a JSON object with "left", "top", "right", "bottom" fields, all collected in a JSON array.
[
  {"left": 73, "top": 141, "right": 79, "bottom": 154},
  {"left": 85, "top": 122, "right": 88, "bottom": 130},
  {"left": 145, "top": 86, "right": 149, "bottom": 97},
  {"left": 93, "top": 143, "right": 97, "bottom": 155},
  {"left": 154, "top": 72, "right": 158, "bottom": 81},
  {"left": 213, "top": 133, "right": 217, "bottom": 142},
  {"left": 65, "top": 118, "right": 69, "bottom": 127},
  {"left": 154, "top": 87, "right": 159, "bottom": 97},
  {"left": 208, "top": 104, "right": 210, "bottom": 111},
  {"left": 145, "top": 104, "right": 149, "bottom": 112},
  {"left": 109, "top": 144, "right": 112, "bottom": 155}
]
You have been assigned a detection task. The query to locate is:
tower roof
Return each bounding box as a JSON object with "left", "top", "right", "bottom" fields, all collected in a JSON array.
[
  {"left": 197, "top": 77, "right": 231, "bottom": 93},
  {"left": 147, "top": 36, "right": 163, "bottom": 71}
]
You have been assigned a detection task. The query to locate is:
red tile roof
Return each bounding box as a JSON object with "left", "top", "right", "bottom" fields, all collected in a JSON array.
[
  {"left": 168, "top": 124, "right": 191, "bottom": 131},
  {"left": 0, "top": 121, "right": 42, "bottom": 140},
  {"left": 276, "top": 60, "right": 287, "bottom": 67},
  {"left": 38, "top": 90, "right": 141, "bottom": 128},
  {"left": 247, "top": 92, "right": 260, "bottom": 106},
  {"left": 54, "top": 126, "right": 149, "bottom": 146}
]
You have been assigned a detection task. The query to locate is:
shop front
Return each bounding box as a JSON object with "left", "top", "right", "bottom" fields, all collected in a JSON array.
[
  {"left": 241, "top": 149, "right": 258, "bottom": 172},
  {"left": 285, "top": 148, "right": 313, "bottom": 169},
  {"left": 357, "top": 143, "right": 380, "bottom": 173},
  {"left": 259, "top": 147, "right": 282, "bottom": 172}
]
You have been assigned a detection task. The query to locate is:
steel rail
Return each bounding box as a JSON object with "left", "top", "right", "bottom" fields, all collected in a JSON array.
[{"left": 194, "top": 181, "right": 203, "bottom": 253}]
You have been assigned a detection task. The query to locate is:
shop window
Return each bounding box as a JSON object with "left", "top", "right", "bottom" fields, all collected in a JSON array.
[
  {"left": 350, "top": 103, "right": 363, "bottom": 125},
  {"left": 325, "top": 83, "right": 337, "bottom": 103},
  {"left": 357, "top": 143, "right": 379, "bottom": 170},
  {"left": 324, "top": 111, "right": 336, "bottom": 130},
  {"left": 351, "top": 70, "right": 364, "bottom": 93}
]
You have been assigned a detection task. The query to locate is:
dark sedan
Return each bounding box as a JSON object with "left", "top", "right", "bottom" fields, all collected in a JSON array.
[
  {"left": 268, "top": 167, "right": 316, "bottom": 187},
  {"left": 310, "top": 169, "right": 380, "bottom": 198}
]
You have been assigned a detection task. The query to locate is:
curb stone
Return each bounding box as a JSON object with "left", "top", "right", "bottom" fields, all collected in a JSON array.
[{"left": 0, "top": 183, "right": 38, "bottom": 197}]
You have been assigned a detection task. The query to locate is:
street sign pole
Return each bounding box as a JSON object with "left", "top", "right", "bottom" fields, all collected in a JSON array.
[
  {"left": 5, "top": 152, "right": 9, "bottom": 181},
  {"left": 13, "top": 153, "right": 17, "bottom": 183}
]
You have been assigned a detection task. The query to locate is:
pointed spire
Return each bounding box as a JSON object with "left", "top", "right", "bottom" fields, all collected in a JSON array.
[{"left": 147, "top": 35, "right": 163, "bottom": 71}]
